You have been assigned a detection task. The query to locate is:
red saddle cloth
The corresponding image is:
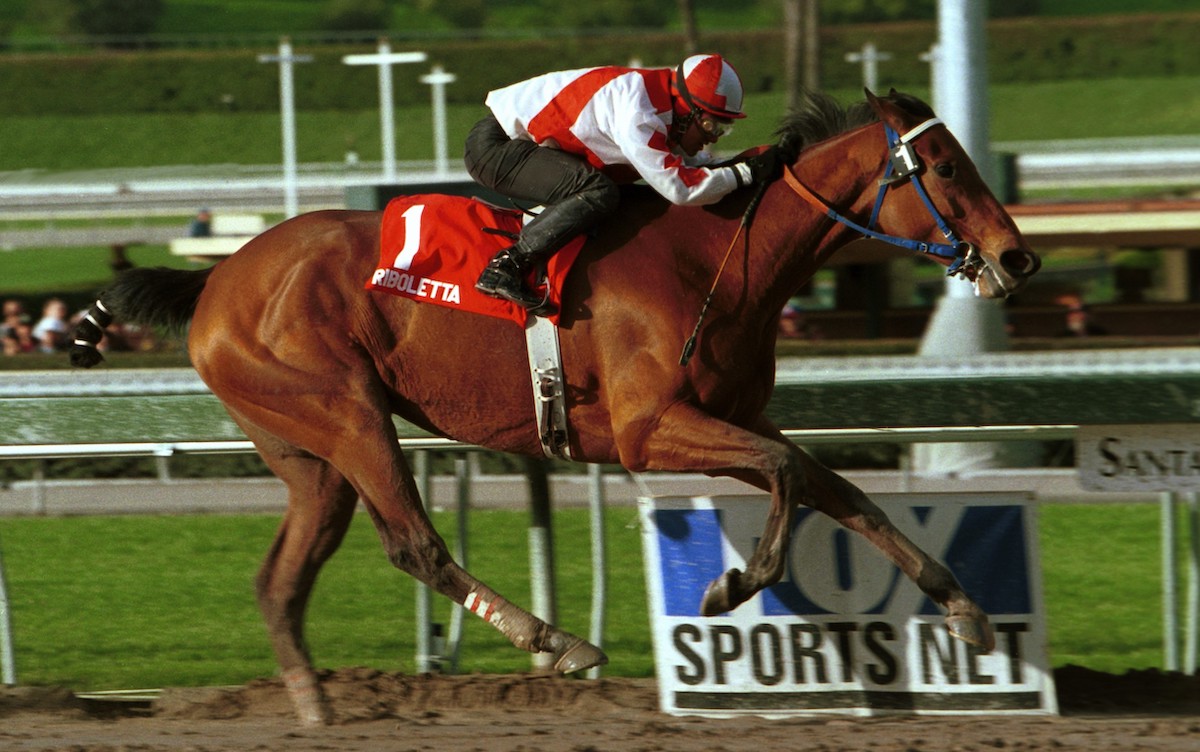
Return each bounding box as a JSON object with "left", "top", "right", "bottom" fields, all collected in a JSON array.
[{"left": 365, "top": 193, "right": 585, "bottom": 326}]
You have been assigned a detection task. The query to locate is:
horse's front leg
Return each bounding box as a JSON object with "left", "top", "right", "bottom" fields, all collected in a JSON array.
[
  {"left": 620, "top": 406, "right": 806, "bottom": 615},
  {"left": 625, "top": 406, "right": 993, "bottom": 652},
  {"left": 697, "top": 455, "right": 801, "bottom": 616},
  {"left": 802, "top": 459, "right": 995, "bottom": 650}
]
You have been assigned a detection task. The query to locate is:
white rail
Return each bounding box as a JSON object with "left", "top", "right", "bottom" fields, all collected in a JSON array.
[{"left": 2, "top": 354, "right": 1198, "bottom": 685}]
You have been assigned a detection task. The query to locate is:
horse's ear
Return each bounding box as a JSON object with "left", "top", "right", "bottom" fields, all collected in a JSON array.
[
  {"left": 864, "top": 87, "right": 890, "bottom": 121},
  {"left": 865, "top": 88, "right": 909, "bottom": 132}
]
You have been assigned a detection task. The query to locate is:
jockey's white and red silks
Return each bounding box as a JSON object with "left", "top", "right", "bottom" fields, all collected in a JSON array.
[{"left": 485, "top": 61, "right": 742, "bottom": 206}]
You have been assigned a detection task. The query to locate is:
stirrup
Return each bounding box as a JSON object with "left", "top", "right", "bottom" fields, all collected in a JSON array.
[
  {"left": 477, "top": 272, "right": 556, "bottom": 315},
  {"left": 475, "top": 249, "right": 558, "bottom": 315},
  {"left": 475, "top": 250, "right": 522, "bottom": 296},
  {"left": 489, "top": 280, "right": 550, "bottom": 311},
  {"left": 527, "top": 291, "right": 558, "bottom": 318},
  {"left": 475, "top": 254, "right": 542, "bottom": 309}
]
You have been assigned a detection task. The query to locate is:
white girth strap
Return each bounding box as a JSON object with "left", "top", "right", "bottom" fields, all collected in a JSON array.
[{"left": 524, "top": 314, "right": 572, "bottom": 460}]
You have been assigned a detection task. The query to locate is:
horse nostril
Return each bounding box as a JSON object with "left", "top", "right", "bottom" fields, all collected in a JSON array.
[{"left": 1000, "top": 249, "right": 1041, "bottom": 277}]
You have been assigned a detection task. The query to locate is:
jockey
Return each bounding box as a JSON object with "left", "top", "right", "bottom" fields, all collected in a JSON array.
[{"left": 465, "top": 53, "right": 781, "bottom": 310}]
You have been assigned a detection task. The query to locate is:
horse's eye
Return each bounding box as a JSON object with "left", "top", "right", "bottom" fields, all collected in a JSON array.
[{"left": 934, "top": 163, "right": 955, "bottom": 179}]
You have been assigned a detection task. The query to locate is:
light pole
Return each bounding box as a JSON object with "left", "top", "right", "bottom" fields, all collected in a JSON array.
[
  {"left": 844, "top": 41, "right": 892, "bottom": 91},
  {"left": 258, "top": 38, "right": 313, "bottom": 218},
  {"left": 420, "top": 65, "right": 457, "bottom": 176},
  {"left": 343, "top": 41, "right": 428, "bottom": 183}
]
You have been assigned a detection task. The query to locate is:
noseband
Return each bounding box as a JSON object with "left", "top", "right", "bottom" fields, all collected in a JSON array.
[{"left": 782, "top": 117, "right": 984, "bottom": 281}]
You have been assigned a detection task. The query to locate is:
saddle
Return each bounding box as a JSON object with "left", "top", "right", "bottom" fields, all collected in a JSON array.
[{"left": 366, "top": 194, "right": 586, "bottom": 326}]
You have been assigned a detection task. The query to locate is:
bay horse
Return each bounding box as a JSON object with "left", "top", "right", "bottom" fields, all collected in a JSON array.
[{"left": 71, "top": 89, "right": 1040, "bottom": 725}]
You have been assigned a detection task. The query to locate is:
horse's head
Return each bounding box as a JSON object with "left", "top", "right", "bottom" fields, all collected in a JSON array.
[{"left": 859, "top": 89, "right": 1041, "bottom": 298}]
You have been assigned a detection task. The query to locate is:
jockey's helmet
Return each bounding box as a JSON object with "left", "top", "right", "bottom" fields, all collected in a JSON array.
[{"left": 673, "top": 54, "right": 746, "bottom": 121}]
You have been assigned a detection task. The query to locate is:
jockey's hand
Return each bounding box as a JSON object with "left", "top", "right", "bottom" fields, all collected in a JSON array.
[
  {"left": 745, "top": 145, "right": 783, "bottom": 183},
  {"left": 730, "top": 145, "right": 783, "bottom": 188}
]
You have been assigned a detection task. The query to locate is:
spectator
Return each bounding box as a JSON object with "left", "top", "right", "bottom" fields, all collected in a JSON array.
[
  {"left": 778, "top": 302, "right": 822, "bottom": 340},
  {"left": 189, "top": 208, "right": 213, "bottom": 238},
  {"left": 2, "top": 321, "right": 35, "bottom": 355},
  {"left": 1056, "top": 294, "right": 1107, "bottom": 338},
  {"left": 2, "top": 298, "right": 29, "bottom": 331},
  {"left": 31, "top": 297, "right": 71, "bottom": 353},
  {"left": 779, "top": 303, "right": 804, "bottom": 338},
  {"left": 1, "top": 299, "right": 35, "bottom": 355}
]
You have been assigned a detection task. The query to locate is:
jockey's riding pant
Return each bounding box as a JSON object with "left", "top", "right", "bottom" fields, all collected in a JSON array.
[{"left": 464, "top": 114, "right": 619, "bottom": 258}]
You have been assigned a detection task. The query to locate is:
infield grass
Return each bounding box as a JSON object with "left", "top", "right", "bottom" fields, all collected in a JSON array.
[
  {"left": 0, "top": 501, "right": 1183, "bottom": 690},
  {"left": 5, "top": 77, "right": 1200, "bottom": 173}
]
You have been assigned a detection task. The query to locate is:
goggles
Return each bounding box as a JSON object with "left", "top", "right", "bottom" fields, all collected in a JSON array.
[{"left": 696, "top": 113, "right": 734, "bottom": 140}]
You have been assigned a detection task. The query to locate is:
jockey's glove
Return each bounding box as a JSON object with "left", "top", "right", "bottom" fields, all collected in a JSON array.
[
  {"left": 745, "top": 145, "right": 783, "bottom": 183},
  {"left": 730, "top": 145, "right": 783, "bottom": 188}
]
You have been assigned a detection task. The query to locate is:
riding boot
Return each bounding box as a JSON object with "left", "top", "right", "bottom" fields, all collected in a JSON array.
[
  {"left": 475, "top": 194, "right": 608, "bottom": 310},
  {"left": 475, "top": 247, "right": 546, "bottom": 309}
]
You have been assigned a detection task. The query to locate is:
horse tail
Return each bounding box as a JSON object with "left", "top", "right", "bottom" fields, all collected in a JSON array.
[{"left": 70, "top": 266, "right": 214, "bottom": 369}]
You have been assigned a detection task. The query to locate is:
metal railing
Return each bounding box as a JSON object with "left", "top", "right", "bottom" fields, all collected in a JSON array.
[{"left": 3, "top": 351, "right": 1200, "bottom": 685}]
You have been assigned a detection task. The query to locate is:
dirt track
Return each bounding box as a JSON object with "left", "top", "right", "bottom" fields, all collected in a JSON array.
[{"left": 2, "top": 666, "right": 1198, "bottom": 752}]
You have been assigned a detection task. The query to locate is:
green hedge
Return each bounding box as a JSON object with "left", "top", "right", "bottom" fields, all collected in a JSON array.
[{"left": 1, "top": 13, "right": 1196, "bottom": 116}]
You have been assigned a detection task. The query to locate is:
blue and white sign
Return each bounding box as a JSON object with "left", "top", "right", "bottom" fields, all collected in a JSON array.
[{"left": 638, "top": 493, "right": 1055, "bottom": 717}]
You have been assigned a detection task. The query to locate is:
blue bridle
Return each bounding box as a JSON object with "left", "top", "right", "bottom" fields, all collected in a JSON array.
[
  {"left": 781, "top": 116, "right": 980, "bottom": 279},
  {"left": 680, "top": 117, "right": 984, "bottom": 367}
]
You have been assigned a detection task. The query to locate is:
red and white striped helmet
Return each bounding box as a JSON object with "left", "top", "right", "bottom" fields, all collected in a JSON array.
[{"left": 674, "top": 54, "right": 746, "bottom": 119}]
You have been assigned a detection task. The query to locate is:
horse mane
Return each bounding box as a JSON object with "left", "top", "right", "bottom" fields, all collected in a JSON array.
[
  {"left": 569, "top": 89, "right": 939, "bottom": 218},
  {"left": 773, "top": 88, "right": 935, "bottom": 161}
]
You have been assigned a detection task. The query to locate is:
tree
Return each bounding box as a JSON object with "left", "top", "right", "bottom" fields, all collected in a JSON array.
[
  {"left": 678, "top": 0, "right": 698, "bottom": 55},
  {"left": 556, "top": 0, "right": 672, "bottom": 30},
  {"left": 415, "top": 0, "right": 487, "bottom": 29},
  {"left": 784, "top": 0, "right": 821, "bottom": 107},
  {"left": 821, "top": 0, "right": 932, "bottom": 24},
  {"left": 67, "top": 0, "right": 164, "bottom": 36},
  {"left": 322, "top": 0, "right": 391, "bottom": 31}
]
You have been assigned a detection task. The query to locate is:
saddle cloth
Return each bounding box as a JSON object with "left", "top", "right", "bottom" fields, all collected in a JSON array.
[{"left": 365, "top": 193, "right": 585, "bottom": 326}]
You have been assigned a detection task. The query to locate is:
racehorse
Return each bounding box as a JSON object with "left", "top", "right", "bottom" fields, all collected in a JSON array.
[{"left": 71, "top": 89, "right": 1040, "bottom": 725}]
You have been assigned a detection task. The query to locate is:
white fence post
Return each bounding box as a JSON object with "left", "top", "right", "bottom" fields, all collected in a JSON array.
[
  {"left": 1186, "top": 492, "right": 1199, "bottom": 674},
  {"left": 413, "top": 449, "right": 438, "bottom": 672},
  {"left": 586, "top": 463, "right": 607, "bottom": 679},
  {"left": 0, "top": 534, "right": 16, "bottom": 685},
  {"left": 1162, "top": 492, "right": 1180, "bottom": 671},
  {"left": 258, "top": 38, "right": 313, "bottom": 218}
]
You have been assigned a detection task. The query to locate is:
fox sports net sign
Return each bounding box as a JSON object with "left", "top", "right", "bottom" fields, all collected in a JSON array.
[{"left": 638, "top": 493, "right": 1056, "bottom": 718}]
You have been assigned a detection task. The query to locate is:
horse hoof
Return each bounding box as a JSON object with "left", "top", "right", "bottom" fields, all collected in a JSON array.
[
  {"left": 552, "top": 637, "right": 608, "bottom": 674},
  {"left": 296, "top": 701, "right": 333, "bottom": 727},
  {"left": 700, "top": 568, "right": 742, "bottom": 616},
  {"left": 946, "top": 613, "right": 996, "bottom": 652},
  {"left": 283, "top": 668, "right": 333, "bottom": 726}
]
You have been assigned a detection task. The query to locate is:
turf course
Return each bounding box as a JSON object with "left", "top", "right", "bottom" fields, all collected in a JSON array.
[{"left": 0, "top": 501, "right": 1181, "bottom": 690}]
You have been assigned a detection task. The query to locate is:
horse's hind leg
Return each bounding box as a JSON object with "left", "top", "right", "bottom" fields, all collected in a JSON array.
[
  {"left": 350, "top": 442, "right": 608, "bottom": 674},
  {"left": 219, "top": 379, "right": 606, "bottom": 722},
  {"left": 236, "top": 422, "right": 359, "bottom": 726}
]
